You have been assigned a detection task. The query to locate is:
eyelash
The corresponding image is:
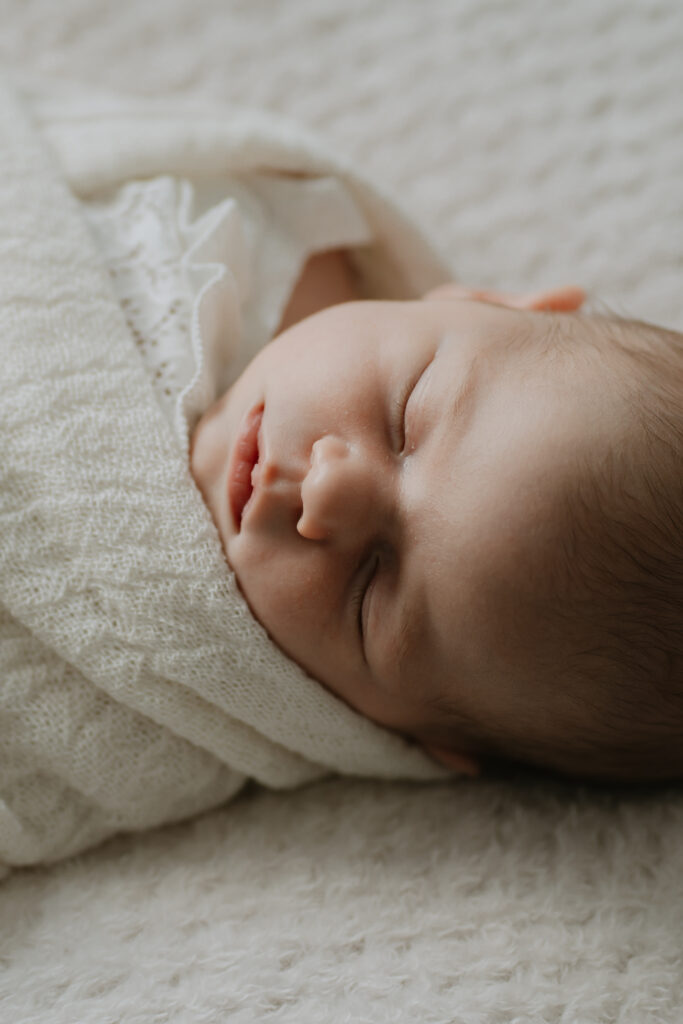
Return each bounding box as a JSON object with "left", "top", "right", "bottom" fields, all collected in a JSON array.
[
  {"left": 351, "top": 554, "right": 379, "bottom": 644},
  {"left": 393, "top": 376, "right": 414, "bottom": 453},
  {"left": 394, "top": 362, "right": 427, "bottom": 454}
]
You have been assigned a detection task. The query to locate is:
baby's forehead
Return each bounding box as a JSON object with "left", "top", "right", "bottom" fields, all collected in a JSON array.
[{"left": 559, "top": 308, "right": 649, "bottom": 353}]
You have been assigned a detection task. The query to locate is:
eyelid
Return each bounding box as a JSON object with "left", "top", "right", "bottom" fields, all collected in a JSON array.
[
  {"left": 361, "top": 561, "right": 379, "bottom": 652},
  {"left": 352, "top": 551, "right": 379, "bottom": 659},
  {"left": 394, "top": 356, "right": 434, "bottom": 454}
]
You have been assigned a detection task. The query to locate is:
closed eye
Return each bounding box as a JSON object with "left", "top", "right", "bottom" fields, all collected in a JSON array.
[
  {"left": 393, "top": 375, "right": 414, "bottom": 454},
  {"left": 350, "top": 552, "right": 379, "bottom": 658},
  {"left": 392, "top": 356, "right": 434, "bottom": 454}
]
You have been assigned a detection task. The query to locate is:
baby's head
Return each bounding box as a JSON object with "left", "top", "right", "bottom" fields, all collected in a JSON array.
[{"left": 190, "top": 285, "right": 683, "bottom": 783}]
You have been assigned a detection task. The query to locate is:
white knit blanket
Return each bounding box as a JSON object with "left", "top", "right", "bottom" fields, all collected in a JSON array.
[{"left": 0, "top": 77, "right": 453, "bottom": 872}]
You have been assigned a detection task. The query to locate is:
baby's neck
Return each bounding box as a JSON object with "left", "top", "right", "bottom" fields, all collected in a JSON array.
[{"left": 275, "top": 249, "right": 362, "bottom": 335}]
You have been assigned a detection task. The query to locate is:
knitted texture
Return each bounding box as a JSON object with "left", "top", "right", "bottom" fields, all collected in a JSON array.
[
  {"left": 0, "top": 80, "right": 450, "bottom": 870},
  {"left": 5, "top": 0, "right": 682, "bottom": 335}
]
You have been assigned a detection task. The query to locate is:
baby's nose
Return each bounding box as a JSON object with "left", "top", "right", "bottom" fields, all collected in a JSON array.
[{"left": 297, "top": 435, "right": 380, "bottom": 543}]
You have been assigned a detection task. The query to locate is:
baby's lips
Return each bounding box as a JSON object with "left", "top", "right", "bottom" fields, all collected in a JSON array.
[{"left": 228, "top": 403, "right": 263, "bottom": 529}]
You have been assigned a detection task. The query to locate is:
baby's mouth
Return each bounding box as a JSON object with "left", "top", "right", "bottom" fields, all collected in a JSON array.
[{"left": 228, "top": 403, "right": 264, "bottom": 529}]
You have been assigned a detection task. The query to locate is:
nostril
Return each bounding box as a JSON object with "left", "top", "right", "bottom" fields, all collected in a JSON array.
[{"left": 297, "top": 507, "right": 328, "bottom": 541}]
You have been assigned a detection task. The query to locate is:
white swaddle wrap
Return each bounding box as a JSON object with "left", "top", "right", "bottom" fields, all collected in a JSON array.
[
  {"left": 81, "top": 172, "right": 374, "bottom": 452},
  {"left": 0, "top": 77, "right": 452, "bottom": 872}
]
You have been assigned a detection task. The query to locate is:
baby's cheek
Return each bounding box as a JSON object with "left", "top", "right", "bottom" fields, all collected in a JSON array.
[
  {"left": 188, "top": 405, "right": 229, "bottom": 504},
  {"left": 231, "top": 541, "right": 302, "bottom": 643}
]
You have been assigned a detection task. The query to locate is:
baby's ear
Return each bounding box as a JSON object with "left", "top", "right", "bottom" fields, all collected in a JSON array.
[
  {"left": 423, "top": 282, "right": 585, "bottom": 313},
  {"left": 421, "top": 742, "right": 481, "bottom": 777}
]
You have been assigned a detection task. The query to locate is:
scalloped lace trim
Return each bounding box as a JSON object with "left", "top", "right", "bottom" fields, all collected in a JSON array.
[{"left": 81, "top": 173, "right": 372, "bottom": 455}]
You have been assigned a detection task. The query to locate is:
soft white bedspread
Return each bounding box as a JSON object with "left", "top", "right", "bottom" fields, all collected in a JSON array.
[{"left": 1, "top": 1, "right": 682, "bottom": 1021}]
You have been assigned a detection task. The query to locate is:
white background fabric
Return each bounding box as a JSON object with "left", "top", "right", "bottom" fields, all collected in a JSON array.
[{"left": 1, "top": 1, "right": 682, "bottom": 1021}]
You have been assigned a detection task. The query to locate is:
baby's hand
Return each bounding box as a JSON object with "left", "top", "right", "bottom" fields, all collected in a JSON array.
[
  {"left": 423, "top": 283, "right": 585, "bottom": 312},
  {"left": 276, "top": 249, "right": 362, "bottom": 335}
]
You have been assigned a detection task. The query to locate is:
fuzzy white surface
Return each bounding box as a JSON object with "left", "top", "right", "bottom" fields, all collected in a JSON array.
[
  {"left": 3, "top": 777, "right": 683, "bottom": 1022},
  {"left": 1, "top": 0, "right": 683, "bottom": 1021}
]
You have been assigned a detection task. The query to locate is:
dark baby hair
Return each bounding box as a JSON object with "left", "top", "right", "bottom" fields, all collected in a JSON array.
[{"left": 441, "top": 311, "right": 683, "bottom": 783}]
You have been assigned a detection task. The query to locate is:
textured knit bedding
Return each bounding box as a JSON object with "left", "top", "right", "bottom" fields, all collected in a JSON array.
[{"left": 0, "top": 77, "right": 452, "bottom": 871}]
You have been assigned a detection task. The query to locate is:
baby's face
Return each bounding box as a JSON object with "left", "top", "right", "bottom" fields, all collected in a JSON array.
[{"left": 190, "top": 292, "right": 621, "bottom": 764}]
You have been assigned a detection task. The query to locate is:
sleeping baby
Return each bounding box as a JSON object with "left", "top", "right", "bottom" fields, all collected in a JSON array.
[
  {"left": 3, "top": 84, "right": 683, "bottom": 871},
  {"left": 189, "top": 251, "right": 683, "bottom": 784},
  {"left": 79, "top": 143, "right": 682, "bottom": 788}
]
